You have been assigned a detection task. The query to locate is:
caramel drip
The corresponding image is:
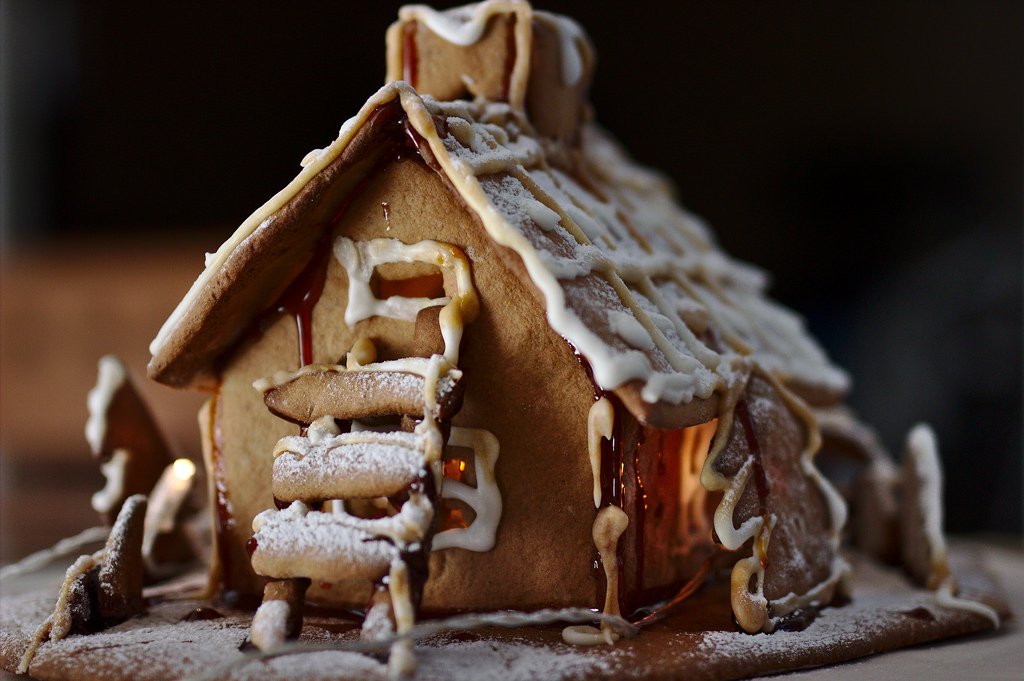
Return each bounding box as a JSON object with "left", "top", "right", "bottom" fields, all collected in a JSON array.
[
  {"left": 272, "top": 234, "right": 332, "bottom": 368},
  {"left": 238, "top": 102, "right": 444, "bottom": 373},
  {"left": 631, "top": 427, "right": 647, "bottom": 595}
]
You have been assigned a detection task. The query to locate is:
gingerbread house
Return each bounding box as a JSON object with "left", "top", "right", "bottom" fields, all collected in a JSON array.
[{"left": 147, "top": 0, "right": 853, "bottom": 659}]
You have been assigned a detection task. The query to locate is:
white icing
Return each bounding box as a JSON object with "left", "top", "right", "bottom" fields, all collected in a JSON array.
[
  {"left": 936, "top": 576, "right": 1000, "bottom": 627},
  {"left": 561, "top": 624, "right": 618, "bottom": 646},
  {"left": 588, "top": 505, "right": 628, "bottom": 644},
  {"left": 91, "top": 449, "right": 129, "bottom": 515},
  {"left": 701, "top": 372, "right": 849, "bottom": 632},
  {"left": 586, "top": 398, "right": 614, "bottom": 508},
  {"left": 85, "top": 355, "right": 126, "bottom": 455},
  {"left": 299, "top": 148, "right": 323, "bottom": 168},
  {"left": 402, "top": 89, "right": 848, "bottom": 405},
  {"left": 272, "top": 430, "right": 427, "bottom": 501},
  {"left": 607, "top": 310, "right": 656, "bottom": 351},
  {"left": 534, "top": 11, "right": 585, "bottom": 86},
  {"left": 322, "top": 492, "right": 433, "bottom": 548},
  {"left": 432, "top": 426, "right": 502, "bottom": 552},
  {"left": 906, "top": 424, "right": 947, "bottom": 573},
  {"left": 333, "top": 236, "right": 478, "bottom": 365},
  {"left": 399, "top": 2, "right": 497, "bottom": 46},
  {"left": 904, "top": 424, "right": 1000, "bottom": 627}
]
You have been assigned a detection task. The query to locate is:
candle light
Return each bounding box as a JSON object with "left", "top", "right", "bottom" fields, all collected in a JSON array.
[{"left": 143, "top": 458, "right": 196, "bottom": 569}]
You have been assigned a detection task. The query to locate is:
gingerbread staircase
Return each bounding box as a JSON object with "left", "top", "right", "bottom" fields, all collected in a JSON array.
[{"left": 248, "top": 327, "right": 468, "bottom": 678}]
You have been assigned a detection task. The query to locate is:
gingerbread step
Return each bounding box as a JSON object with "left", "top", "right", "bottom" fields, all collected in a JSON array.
[
  {"left": 272, "top": 430, "right": 430, "bottom": 502},
  {"left": 250, "top": 502, "right": 398, "bottom": 582},
  {"left": 255, "top": 360, "right": 464, "bottom": 425}
]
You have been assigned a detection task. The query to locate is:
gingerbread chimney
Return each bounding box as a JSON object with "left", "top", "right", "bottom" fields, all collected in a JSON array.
[{"left": 385, "top": 0, "right": 595, "bottom": 142}]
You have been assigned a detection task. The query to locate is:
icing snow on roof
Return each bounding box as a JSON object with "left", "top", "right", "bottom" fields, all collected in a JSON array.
[
  {"left": 407, "top": 90, "right": 849, "bottom": 405},
  {"left": 149, "top": 81, "right": 847, "bottom": 407}
]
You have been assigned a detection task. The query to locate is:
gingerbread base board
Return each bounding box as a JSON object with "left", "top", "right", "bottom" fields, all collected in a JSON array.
[{"left": 1, "top": 552, "right": 1008, "bottom": 681}]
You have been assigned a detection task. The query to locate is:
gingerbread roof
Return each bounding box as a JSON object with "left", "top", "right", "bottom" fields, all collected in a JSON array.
[{"left": 148, "top": 2, "right": 848, "bottom": 428}]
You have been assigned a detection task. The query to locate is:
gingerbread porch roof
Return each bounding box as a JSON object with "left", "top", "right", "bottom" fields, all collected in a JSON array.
[{"left": 148, "top": 76, "right": 848, "bottom": 426}]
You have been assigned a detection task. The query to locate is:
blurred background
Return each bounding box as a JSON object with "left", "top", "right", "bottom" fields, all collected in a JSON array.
[{"left": 1, "top": 0, "right": 1021, "bottom": 562}]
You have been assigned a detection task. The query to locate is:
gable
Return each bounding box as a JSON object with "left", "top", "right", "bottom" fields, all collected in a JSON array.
[{"left": 149, "top": 82, "right": 848, "bottom": 429}]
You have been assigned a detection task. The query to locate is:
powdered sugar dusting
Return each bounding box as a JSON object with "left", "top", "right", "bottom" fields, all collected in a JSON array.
[
  {"left": 272, "top": 433, "right": 424, "bottom": 501},
  {"left": 416, "top": 636, "right": 617, "bottom": 681},
  {"left": 250, "top": 504, "right": 398, "bottom": 582},
  {"left": 1, "top": 549, "right": 1006, "bottom": 681}
]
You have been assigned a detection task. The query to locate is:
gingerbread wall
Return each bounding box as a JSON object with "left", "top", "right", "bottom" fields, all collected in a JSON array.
[{"left": 210, "top": 154, "right": 602, "bottom": 611}]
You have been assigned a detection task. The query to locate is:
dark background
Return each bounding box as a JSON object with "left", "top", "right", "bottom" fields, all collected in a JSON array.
[{"left": 2, "top": 1, "right": 1021, "bottom": 537}]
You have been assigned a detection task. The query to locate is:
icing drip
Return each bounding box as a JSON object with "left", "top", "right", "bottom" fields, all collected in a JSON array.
[
  {"left": 85, "top": 355, "right": 127, "bottom": 455},
  {"left": 563, "top": 505, "right": 628, "bottom": 646},
  {"left": 432, "top": 426, "right": 502, "bottom": 552},
  {"left": 701, "top": 370, "right": 849, "bottom": 633},
  {"left": 587, "top": 398, "right": 614, "bottom": 507}
]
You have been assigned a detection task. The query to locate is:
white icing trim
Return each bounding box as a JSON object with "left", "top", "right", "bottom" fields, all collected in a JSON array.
[
  {"left": 91, "top": 449, "right": 129, "bottom": 515},
  {"left": 432, "top": 426, "right": 502, "bottom": 552},
  {"left": 903, "top": 425, "right": 1000, "bottom": 627},
  {"left": 936, "top": 576, "right": 1000, "bottom": 628},
  {"left": 333, "top": 236, "right": 478, "bottom": 365},
  {"left": 700, "top": 371, "right": 849, "bottom": 632},
  {"left": 399, "top": 2, "right": 498, "bottom": 46},
  {"left": 587, "top": 398, "right": 614, "bottom": 508},
  {"left": 396, "top": 88, "right": 848, "bottom": 405},
  {"left": 906, "top": 424, "right": 948, "bottom": 573},
  {"left": 85, "top": 355, "right": 126, "bottom": 455}
]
